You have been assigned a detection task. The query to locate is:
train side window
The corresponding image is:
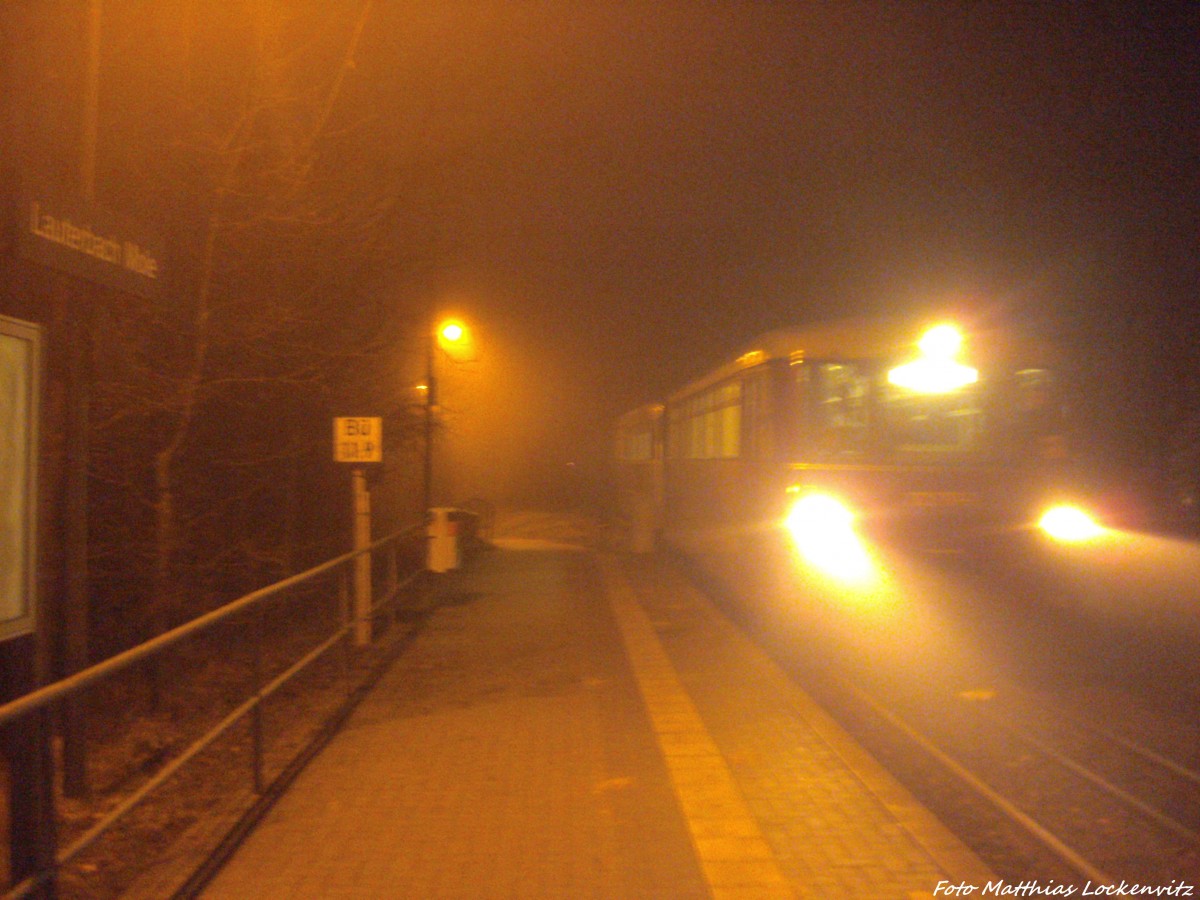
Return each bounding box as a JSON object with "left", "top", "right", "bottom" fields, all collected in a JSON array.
[
  {"left": 712, "top": 380, "right": 741, "bottom": 458},
  {"left": 668, "top": 380, "right": 742, "bottom": 459},
  {"left": 742, "top": 371, "right": 773, "bottom": 459},
  {"left": 813, "top": 363, "right": 870, "bottom": 457},
  {"left": 617, "top": 425, "right": 654, "bottom": 461}
]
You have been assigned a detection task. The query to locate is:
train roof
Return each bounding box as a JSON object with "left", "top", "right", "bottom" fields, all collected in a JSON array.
[{"left": 666, "top": 313, "right": 1060, "bottom": 403}]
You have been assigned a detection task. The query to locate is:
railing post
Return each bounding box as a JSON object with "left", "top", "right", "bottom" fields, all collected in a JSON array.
[
  {"left": 386, "top": 545, "right": 399, "bottom": 627},
  {"left": 4, "top": 709, "right": 59, "bottom": 899},
  {"left": 2, "top": 635, "right": 58, "bottom": 899}
]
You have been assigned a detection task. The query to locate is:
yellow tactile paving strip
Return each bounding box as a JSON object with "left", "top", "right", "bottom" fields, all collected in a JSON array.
[{"left": 601, "top": 555, "right": 799, "bottom": 900}]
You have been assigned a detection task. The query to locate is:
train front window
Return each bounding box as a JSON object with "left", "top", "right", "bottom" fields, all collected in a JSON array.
[
  {"left": 805, "top": 356, "right": 985, "bottom": 460},
  {"left": 1014, "top": 369, "right": 1059, "bottom": 433},
  {"left": 1011, "top": 368, "right": 1069, "bottom": 459},
  {"left": 880, "top": 376, "right": 983, "bottom": 456}
]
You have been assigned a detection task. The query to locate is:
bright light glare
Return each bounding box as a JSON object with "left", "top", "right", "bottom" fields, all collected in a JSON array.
[
  {"left": 435, "top": 319, "right": 477, "bottom": 360},
  {"left": 784, "top": 493, "right": 873, "bottom": 583},
  {"left": 918, "top": 324, "right": 964, "bottom": 359},
  {"left": 887, "top": 323, "right": 977, "bottom": 393},
  {"left": 1038, "top": 504, "right": 1105, "bottom": 542},
  {"left": 887, "top": 358, "right": 979, "bottom": 393}
]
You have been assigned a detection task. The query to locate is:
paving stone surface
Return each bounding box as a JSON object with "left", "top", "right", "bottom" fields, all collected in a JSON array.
[{"left": 202, "top": 526, "right": 992, "bottom": 899}]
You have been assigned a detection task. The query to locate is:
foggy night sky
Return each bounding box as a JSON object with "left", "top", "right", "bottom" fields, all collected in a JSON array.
[{"left": 344, "top": 1, "right": 1197, "bottom": 498}]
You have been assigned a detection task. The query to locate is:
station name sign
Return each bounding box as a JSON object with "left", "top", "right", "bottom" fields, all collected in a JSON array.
[{"left": 16, "top": 185, "right": 164, "bottom": 300}]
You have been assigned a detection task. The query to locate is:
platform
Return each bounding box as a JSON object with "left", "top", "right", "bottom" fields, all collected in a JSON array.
[{"left": 199, "top": 520, "right": 994, "bottom": 899}]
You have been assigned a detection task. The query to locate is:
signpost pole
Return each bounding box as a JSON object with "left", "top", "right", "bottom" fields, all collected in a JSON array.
[
  {"left": 352, "top": 467, "right": 372, "bottom": 646},
  {"left": 333, "top": 417, "right": 380, "bottom": 648}
]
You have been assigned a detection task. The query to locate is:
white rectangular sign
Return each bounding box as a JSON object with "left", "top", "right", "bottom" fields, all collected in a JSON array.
[
  {"left": 333, "top": 417, "right": 382, "bottom": 463},
  {"left": 1, "top": 315, "right": 39, "bottom": 641}
]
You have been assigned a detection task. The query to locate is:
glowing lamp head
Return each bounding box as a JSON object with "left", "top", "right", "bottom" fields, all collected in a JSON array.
[
  {"left": 434, "top": 318, "right": 477, "bottom": 360},
  {"left": 1038, "top": 504, "right": 1104, "bottom": 543}
]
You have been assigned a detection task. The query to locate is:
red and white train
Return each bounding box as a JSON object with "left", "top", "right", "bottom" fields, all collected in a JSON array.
[{"left": 615, "top": 313, "right": 1104, "bottom": 568}]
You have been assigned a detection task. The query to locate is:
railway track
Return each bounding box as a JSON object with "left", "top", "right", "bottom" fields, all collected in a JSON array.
[
  {"left": 841, "top": 676, "right": 1200, "bottom": 889},
  {"left": 683, "top": 547, "right": 1200, "bottom": 890}
]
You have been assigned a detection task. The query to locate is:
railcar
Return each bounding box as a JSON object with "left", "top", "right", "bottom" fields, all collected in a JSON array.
[
  {"left": 613, "top": 403, "right": 665, "bottom": 552},
  {"left": 615, "top": 313, "right": 1103, "bottom": 560}
]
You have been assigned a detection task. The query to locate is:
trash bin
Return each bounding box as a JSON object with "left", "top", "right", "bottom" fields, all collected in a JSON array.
[{"left": 427, "top": 507, "right": 461, "bottom": 573}]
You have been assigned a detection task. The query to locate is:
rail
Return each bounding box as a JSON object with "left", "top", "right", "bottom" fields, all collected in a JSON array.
[{"left": 0, "top": 521, "right": 441, "bottom": 900}]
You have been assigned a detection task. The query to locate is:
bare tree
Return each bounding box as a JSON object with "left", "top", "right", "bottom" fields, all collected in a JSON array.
[{"left": 83, "top": 0, "right": 431, "bottom": 649}]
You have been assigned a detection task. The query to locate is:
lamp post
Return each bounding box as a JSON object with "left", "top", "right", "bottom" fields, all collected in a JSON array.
[{"left": 422, "top": 318, "right": 470, "bottom": 514}]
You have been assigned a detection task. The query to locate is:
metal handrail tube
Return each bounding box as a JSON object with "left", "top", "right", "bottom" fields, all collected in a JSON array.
[
  {"left": 3, "top": 521, "right": 428, "bottom": 899},
  {"left": 0, "top": 524, "right": 423, "bottom": 729},
  {"left": 53, "top": 618, "right": 354, "bottom": 873}
]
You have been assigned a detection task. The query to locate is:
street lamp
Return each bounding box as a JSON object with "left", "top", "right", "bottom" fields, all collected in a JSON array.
[{"left": 423, "top": 318, "right": 471, "bottom": 513}]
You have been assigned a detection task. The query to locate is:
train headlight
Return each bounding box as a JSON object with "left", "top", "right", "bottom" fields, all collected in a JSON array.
[
  {"left": 786, "top": 493, "right": 854, "bottom": 533},
  {"left": 886, "top": 323, "right": 979, "bottom": 394},
  {"left": 918, "top": 323, "right": 964, "bottom": 358},
  {"left": 784, "top": 493, "right": 872, "bottom": 582},
  {"left": 1038, "top": 504, "right": 1105, "bottom": 543}
]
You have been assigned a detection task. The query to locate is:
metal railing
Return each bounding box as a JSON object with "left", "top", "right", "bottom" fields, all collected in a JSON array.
[{"left": 1, "top": 522, "right": 434, "bottom": 900}]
